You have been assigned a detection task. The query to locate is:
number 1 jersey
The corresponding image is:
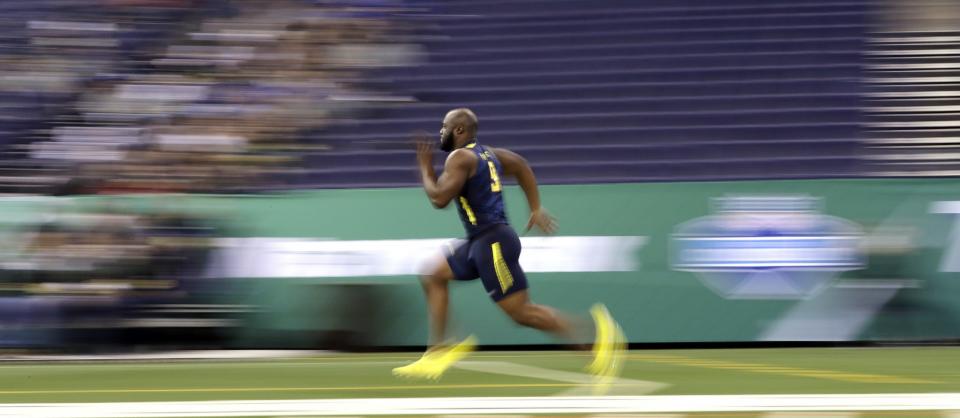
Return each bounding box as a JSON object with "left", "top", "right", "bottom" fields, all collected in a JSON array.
[{"left": 455, "top": 142, "right": 509, "bottom": 239}]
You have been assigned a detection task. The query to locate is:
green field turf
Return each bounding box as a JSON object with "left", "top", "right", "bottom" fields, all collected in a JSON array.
[{"left": 0, "top": 347, "right": 958, "bottom": 417}]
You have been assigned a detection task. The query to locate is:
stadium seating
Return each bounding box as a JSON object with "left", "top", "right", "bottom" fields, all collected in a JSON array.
[
  {"left": 302, "top": 0, "right": 868, "bottom": 187},
  {"left": 0, "top": 0, "right": 872, "bottom": 191}
]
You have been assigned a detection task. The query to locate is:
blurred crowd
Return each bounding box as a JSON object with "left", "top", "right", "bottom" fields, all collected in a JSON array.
[
  {"left": 0, "top": 0, "right": 421, "bottom": 351},
  {"left": 0, "top": 197, "right": 231, "bottom": 351},
  {"left": 0, "top": 0, "right": 421, "bottom": 194}
]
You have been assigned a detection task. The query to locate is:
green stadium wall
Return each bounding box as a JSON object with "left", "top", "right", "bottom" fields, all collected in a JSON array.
[{"left": 6, "top": 178, "right": 960, "bottom": 347}]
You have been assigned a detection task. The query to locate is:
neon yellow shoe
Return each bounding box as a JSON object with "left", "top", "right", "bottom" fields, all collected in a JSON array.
[
  {"left": 392, "top": 335, "right": 477, "bottom": 380},
  {"left": 586, "top": 304, "right": 612, "bottom": 375},
  {"left": 437, "top": 334, "right": 477, "bottom": 367},
  {"left": 586, "top": 304, "right": 626, "bottom": 394},
  {"left": 391, "top": 349, "right": 445, "bottom": 380},
  {"left": 586, "top": 304, "right": 626, "bottom": 377}
]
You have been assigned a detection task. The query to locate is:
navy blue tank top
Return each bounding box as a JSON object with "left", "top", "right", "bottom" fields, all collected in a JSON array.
[{"left": 455, "top": 142, "right": 509, "bottom": 238}]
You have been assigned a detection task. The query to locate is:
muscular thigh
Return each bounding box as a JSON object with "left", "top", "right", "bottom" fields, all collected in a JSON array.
[{"left": 469, "top": 225, "right": 529, "bottom": 302}]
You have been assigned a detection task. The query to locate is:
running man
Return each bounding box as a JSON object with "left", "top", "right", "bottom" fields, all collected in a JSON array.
[{"left": 393, "top": 108, "right": 624, "bottom": 382}]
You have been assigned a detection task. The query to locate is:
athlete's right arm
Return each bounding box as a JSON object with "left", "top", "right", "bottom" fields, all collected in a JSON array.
[
  {"left": 418, "top": 142, "right": 475, "bottom": 209},
  {"left": 492, "top": 148, "right": 557, "bottom": 234}
]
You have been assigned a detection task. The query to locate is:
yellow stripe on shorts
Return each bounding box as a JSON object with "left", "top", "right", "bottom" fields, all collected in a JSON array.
[
  {"left": 459, "top": 197, "right": 477, "bottom": 225},
  {"left": 491, "top": 242, "right": 514, "bottom": 293}
]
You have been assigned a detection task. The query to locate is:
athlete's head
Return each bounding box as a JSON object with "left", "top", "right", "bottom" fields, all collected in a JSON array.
[{"left": 439, "top": 108, "right": 478, "bottom": 152}]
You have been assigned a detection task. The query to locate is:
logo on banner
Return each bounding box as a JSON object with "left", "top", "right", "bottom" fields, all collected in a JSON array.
[{"left": 672, "top": 195, "right": 864, "bottom": 299}]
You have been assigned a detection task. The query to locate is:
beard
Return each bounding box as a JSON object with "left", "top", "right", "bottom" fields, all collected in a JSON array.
[{"left": 440, "top": 130, "right": 455, "bottom": 152}]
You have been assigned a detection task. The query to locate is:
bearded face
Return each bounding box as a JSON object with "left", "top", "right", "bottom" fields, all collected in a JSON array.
[{"left": 440, "top": 127, "right": 456, "bottom": 152}]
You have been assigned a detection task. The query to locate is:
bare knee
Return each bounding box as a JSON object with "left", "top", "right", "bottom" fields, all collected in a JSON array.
[
  {"left": 420, "top": 256, "right": 454, "bottom": 290},
  {"left": 420, "top": 272, "right": 448, "bottom": 291}
]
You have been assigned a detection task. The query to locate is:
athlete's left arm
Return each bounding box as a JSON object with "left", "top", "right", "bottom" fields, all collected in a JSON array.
[
  {"left": 492, "top": 147, "right": 557, "bottom": 234},
  {"left": 417, "top": 142, "right": 474, "bottom": 208}
]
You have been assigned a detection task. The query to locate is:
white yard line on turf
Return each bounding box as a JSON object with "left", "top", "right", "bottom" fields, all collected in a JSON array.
[
  {"left": 454, "top": 360, "right": 668, "bottom": 395},
  {"left": 1, "top": 394, "right": 959, "bottom": 417},
  {"left": 586, "top": 415, "right": 685, "bottom": 418}
]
